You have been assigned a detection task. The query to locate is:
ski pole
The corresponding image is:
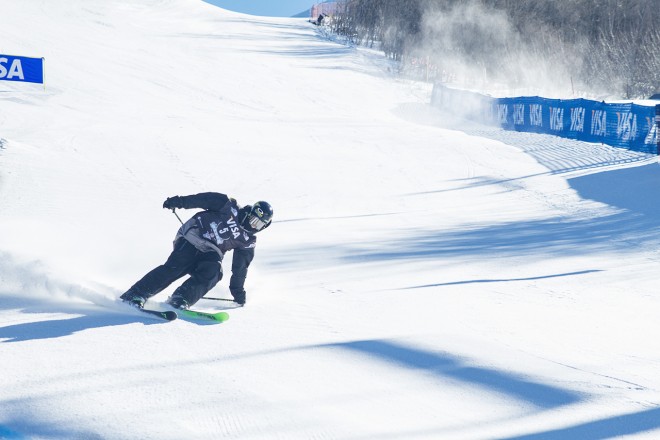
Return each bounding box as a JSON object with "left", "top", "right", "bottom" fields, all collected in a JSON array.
[
  {"left": 172, "top": 208, "right": 183, "bottom": 225},
  {"left": 203, "top": 297, "right": 236, "bottom": 302}
]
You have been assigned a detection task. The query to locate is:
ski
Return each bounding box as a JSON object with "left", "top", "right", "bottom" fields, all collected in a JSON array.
[
  {"left": 139, "top": 308, "right": 178, "bottom": 321},
  {"left": 177, "top": 309, "right": 229, "bottom": 323},
  {"left": 121, "top": 299, "right": 178, "bottom": 321}
]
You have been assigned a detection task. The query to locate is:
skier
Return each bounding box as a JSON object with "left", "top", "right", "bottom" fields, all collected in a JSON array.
[{"left": 120, "top": 192, "right": 273, "bottom": 310}]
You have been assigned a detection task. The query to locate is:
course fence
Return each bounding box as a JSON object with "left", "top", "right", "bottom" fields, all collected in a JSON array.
[{"left": 431, "top": 84, "right": 660, "bottom": 154}]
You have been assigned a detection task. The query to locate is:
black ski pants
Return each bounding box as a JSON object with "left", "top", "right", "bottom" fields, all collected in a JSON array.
[{"left": 127, "top": 238, "right": 222, "bottom": 305}]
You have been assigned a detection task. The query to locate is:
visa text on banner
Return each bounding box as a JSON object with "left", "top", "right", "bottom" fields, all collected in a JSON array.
[{"left": 0, "top": 55, "right": 44, "bottom": 84}]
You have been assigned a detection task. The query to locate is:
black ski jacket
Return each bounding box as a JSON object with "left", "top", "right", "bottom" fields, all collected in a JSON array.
[{"left": 173, "top": 192, "right": 255, "bottom": 298}]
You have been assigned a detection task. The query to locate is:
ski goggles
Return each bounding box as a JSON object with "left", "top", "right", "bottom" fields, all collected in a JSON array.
[{"left": 248, "top": 214, "right": 268, "bottom": 231}]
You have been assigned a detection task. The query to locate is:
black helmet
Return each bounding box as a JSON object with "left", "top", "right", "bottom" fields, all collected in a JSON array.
[{"left": 240, "top": 201, "right": 273, "bottom": 233}]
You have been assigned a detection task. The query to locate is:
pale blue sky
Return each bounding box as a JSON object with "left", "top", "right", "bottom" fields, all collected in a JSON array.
[{"left": 203, "top": 0, "right": 316, "bottom": 17}]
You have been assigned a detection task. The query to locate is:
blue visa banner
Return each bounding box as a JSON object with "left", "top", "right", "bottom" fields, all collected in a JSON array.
[
  {"left": 493, "top": 97, "right": 658, "bottom": 153},
  {"left": 432, "top": 84, "right": 659, "bottom": 154},
  {"left": 0, "top": 54, "right": 44, "bottom": 84}
]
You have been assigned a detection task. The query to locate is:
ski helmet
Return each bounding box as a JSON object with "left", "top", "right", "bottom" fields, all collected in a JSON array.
[{"left": 241, "top": 201, "right": 273, "bottom": 233}]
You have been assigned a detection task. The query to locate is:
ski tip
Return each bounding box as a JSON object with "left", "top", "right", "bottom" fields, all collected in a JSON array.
[
  {"left": 163, "top": 311, "right": 178, "bottom": 321},
  {"left": 178, "top": 309, "right": 229, "bottom": 323}
]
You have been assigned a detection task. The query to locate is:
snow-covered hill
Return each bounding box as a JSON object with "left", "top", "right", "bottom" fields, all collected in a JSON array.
[{"left": 1, "top": 1, "right": 660, "bottom": 439}]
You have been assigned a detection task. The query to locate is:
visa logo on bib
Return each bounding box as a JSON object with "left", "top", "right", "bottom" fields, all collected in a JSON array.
[{"left": 0, "top": 55, "right": 44, "bottom": 84}]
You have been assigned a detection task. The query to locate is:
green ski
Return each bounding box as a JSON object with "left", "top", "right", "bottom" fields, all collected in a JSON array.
[{"left": 178, "top": 309, "right": 230, "bottom": 323}]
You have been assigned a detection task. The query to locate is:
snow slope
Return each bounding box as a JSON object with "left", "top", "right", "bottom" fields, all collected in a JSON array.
[{"left": 1, "top": 1, "right": 660, "bottom": 439}]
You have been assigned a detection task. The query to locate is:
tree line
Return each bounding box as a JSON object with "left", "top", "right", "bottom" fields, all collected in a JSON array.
[{"left": 329, "top": 0, "right": 660, "bottom": 98}]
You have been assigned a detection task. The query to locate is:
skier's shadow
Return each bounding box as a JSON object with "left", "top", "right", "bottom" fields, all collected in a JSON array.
[{"left": 0, "top": 307, "right": 163, "bottom": 343}]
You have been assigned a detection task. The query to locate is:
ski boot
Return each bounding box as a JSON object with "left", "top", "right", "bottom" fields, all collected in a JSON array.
[
  {"left": 167, "top": 295, "right": 190, "bottom": 310},
  {"left": 120, "top": 290, "right": 146, "bottom": 309}
]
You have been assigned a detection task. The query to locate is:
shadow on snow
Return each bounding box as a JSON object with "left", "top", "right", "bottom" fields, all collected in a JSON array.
[
  {"left": 0, "top": 420, "right": 101, "bottom": 440},
  {"left": 400, "top": 269, "right": 603, "bottom": 289},
  {"left": 323, "top": 339, "right": 583, "bottom": 409},
  {"left": 0, "top": 311, "right": 160, "bottom": 343},
  {"left": 568, "top": 163, "right": 660, "bottom": 218},
  {"left": 270, "top": 212, "right": 657, "bottom": 268},
  {"left": 269, "top": 161, "right": 660, "bottom": 268},
  {"left": 349, "top": 162, "right": 660, "bottom": 262},
  {"left": 0, "top": 293, "right": 167, "bottom": 343},
  {"left": 498, "top": 406, "right": 660, "bottom": 440}
]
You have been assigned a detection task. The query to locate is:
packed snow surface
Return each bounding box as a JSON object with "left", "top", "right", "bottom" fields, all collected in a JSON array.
[{"left": 1, "top": 1, "right": 660, "bottom": 439}]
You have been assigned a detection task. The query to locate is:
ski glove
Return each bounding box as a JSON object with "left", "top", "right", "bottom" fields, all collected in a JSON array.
[{"left": 163, "top": 196, "right": 183, "bottom": 210}]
